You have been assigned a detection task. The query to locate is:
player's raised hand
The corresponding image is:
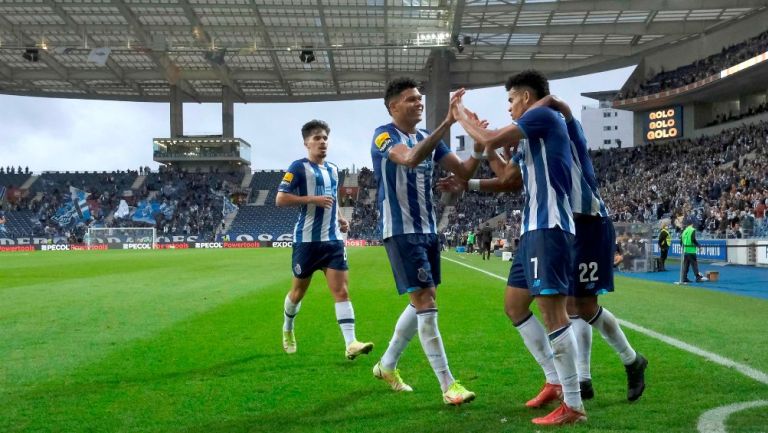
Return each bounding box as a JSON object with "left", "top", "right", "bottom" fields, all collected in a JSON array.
[
  {"left": 450, "top": 88, "right": 466, "bottom": 103},
  {"left": 447, "top": 88, "right": 466, "bottom": 123},
  {"left": 437, "top": 174, "right": 468, "bottom": 193},
  {"left": 462, "top": 107, "right": 485, "bottom": 128},
  {"left": 312, "top": 195, "right": 334, "bottom": 208}
]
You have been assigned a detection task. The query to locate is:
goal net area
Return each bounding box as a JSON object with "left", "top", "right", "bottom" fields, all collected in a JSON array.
[{"left": 85, "top": 227, "right": 157, "bottom": 249}]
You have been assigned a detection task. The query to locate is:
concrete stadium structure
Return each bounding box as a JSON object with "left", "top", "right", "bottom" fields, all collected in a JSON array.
[{"left": 0, "top": 0, "right": 765, "bottom": 148}]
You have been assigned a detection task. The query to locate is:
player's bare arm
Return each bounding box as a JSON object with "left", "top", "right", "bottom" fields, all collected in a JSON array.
[
  {"left": 276, "top": 191, "right": 333, "bottom": 209},
  {"left": 437, "top": 106, "right": 490, "bottom": 180},
  {"left": 438, "top": 173, "right": 522, "bottom": 194},
  {"left": 336, "top": 185, "right": 349, "bottom": 233}
]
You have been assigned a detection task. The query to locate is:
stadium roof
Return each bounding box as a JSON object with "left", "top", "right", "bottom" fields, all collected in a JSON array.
[{"left": 0, "top": 0, "right": 764, "bottom": 103}]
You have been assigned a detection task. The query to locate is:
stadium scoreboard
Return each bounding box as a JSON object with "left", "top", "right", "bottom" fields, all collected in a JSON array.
[{"left": 643, "top": 106, "right": 683, "bottom": 141}]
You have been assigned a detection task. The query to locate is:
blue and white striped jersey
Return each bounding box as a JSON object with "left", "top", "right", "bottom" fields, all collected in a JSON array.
[
  {"left": 515, "top": 107, "right": 575, "bottom": 235},
  {"left": 278, "top": 158, "right": 343, "bottom": 243},
  {"left": 371, "top": 123, "right": 450, "bottom": 239},
  {"left": 565, "top": 118, "right": 609, "bottom": 217}
]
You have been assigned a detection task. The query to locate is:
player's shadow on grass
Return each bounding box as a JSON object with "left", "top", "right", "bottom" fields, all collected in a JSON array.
[
  {"left": 178, "top": 388, "right": 398, "bottom": 433},
  {"left": 7, "top": 353, "right": 279, "bottom": 400}
]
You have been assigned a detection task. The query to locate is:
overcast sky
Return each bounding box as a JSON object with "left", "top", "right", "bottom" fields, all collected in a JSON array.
[{"left": 0, "top": 66, "right": 634, "bottom": 173}]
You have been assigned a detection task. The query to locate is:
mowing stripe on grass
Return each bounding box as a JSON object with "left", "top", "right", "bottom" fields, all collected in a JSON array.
[{"left": 441, "top": 256, "right": 768, "bottom": 386}]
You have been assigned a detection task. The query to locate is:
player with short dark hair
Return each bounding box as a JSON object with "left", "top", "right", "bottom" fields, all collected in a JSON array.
[
  {"left": 535, "top": 96, "right": 647, "bottom": 404},
  {"left": 450, "top": 70, "right": 586, "bottom": 425},
  {"left": 441, "top": 89, "right": 648, "bottom": 419},
  {"left": 370, "top": 77, "right": 480, "bottom": 406},
  {"left": 276, "top": 119, "right": 373, "bottom": 360}
]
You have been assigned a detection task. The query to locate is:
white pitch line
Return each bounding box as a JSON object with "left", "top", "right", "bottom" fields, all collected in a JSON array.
[
  {"left": 441, "top": 255, "right": 768, "bottom": 385},
  {"left": 696, "top": 400, "right": 768, "bottom": 433}
]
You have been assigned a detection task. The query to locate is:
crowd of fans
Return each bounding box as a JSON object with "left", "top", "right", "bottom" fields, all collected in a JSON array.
[
  {"left": 441, "top": 162, "right": 524, "bottom": 244},
  {"left": 345, "top": 119, "right": 767, "bottom": 243},
  {"left": 705, "top": 101, "right": 768, "bottom": 127},
  {"left": 3, "top": 117, "right": 767, "bottom": 244},
  {"left": 1, "top": 166, "right": 31, "bottom": 175},
  {"left": 618, "top": 30, "right": 768, "bottom": 99},
  {"left": 4, "top": 170, "right": 140, "bottom": 240},
  {"left": 112, "top": 167, "right": 242, "bottom": 240},
  {"left": 594, "top": 120, "right": 768, "bottom": 238},
  {"left": 1, "top": 167, "right": 241, "bottom": 242}
]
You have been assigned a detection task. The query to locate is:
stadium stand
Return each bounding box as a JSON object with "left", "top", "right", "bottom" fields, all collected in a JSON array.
[
  {"left": 618, "top": 30, "right": 768, "bottom": 99},
  {"left": 3, "top": 117, "right": 765, "bottom": 243},
  {"left": 1, "top": 167, "right": 243, "bottom": 241},
  {"left": 0, "top": 172, "right": 30, "bottom": 190},
  {"left": 594, "top": 120, "right": 768, "bottom": 238}
]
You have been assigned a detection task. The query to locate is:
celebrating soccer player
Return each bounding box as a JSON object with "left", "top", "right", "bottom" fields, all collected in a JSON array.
[
  {"left": 370, "top": 78, "right": 481, "bottom": 406},
  {"left": 276, "top": 120, "right": 374, "bottom": 360},
  {"left": 450, "top": 70, "right": 586, "bottom": 425},
  {"left": 441, "top": 90, "right": 648, "bottom": 418}
]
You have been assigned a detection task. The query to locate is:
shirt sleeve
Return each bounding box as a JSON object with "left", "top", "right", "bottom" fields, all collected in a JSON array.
[
  {"left": 433, "top": 140, "right": 451, "bottom": 162},
  {"left": 372, "top": 126, "right": 401, "bottom": 159},
  {"left": 511, "top": 149, "right": 522, "bottom": 164},
  {"left": 278, "top": 160, "right": 304, "bottom": 194},
  {"left": 517, "top": 107, "right": 556, "bottom": 142},
  {"left": 566, "top": 118, "right": 588, "bottom": 150}
]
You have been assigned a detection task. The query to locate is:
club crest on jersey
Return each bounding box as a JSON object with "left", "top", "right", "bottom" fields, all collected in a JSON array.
[
  {"left": 417, "top": 267, "right": 429, "bottom": 282},
  {"left": 281, "top": 172, "right": 294, "bottom": 184},
  {"left": 294, "top": 264, "right": 302, "bottom": 275},
  {"left": 374, "top": 132, "right": 392, "bottom": 150}
]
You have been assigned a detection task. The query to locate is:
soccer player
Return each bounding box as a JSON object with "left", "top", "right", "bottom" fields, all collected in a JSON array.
[
  {"left": 441, "top": 92, "right": 648, "bottom": 412},
  {"left": 538, "top": 96, "right": 648, "bottom": 404},
  {"left": 370, "top": 77, "right": 479, "bottom": 406},
  {"left": 451, "top": 70, "right": 586, "bottom": 425},
  {"left": 276, "top": 119, "right": 374, "bottom": 360}
]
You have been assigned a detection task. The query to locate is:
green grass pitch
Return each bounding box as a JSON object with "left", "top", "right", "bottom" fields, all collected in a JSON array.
[{"left": 1, "top": 248, "right": 766, "bottom": 432}]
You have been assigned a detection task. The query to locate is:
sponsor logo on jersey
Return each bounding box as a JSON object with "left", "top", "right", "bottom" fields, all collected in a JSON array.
[
  {"left": 374, "top": 132, "right": 392, "bottom": 150},
  {"left": 281, "top": 172, "right": 294, "bottom": 184}
]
